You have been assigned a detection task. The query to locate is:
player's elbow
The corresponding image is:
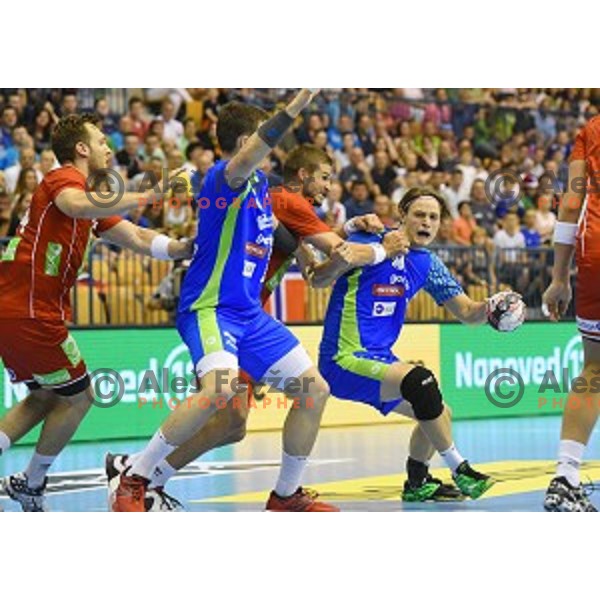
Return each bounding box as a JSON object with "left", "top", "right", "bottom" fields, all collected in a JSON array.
[{"left": 56, "top": 196, "right": 86, "bottom": 219}]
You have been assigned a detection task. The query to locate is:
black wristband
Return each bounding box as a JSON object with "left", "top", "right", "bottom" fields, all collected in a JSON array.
[{"left": 257, "top": 110, "right": 294, "bottom": 148}]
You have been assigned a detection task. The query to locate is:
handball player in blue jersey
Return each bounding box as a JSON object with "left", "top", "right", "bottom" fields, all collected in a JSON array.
[
  {"left": 317, "top": 187, "right": 526, "bottom": 501},
  {"left": 110, "top": 89, "right": 345, "bottom": 511}
]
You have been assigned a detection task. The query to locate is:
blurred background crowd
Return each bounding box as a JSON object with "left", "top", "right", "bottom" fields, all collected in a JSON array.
[{"left": 1, "top": 88, "right": 593, "bottom": 322}]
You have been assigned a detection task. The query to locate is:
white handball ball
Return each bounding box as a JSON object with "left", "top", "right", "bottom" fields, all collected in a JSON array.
[{"left": 487, "top": 291, "right": 526, "bottom": 332}]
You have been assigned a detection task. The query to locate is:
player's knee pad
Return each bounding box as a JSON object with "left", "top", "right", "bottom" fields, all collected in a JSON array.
[{"left": 400, "top": 366, "right": 443, "bottom": 421}]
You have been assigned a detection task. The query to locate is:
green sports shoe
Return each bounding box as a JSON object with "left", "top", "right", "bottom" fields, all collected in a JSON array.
[
  {"left": 452, "top": 461, "right": 495, "bottom": 499},
  {"left": 403, "top": 474, "right": 465, "bottom": 502},
  {"left": 402, "top": 478, "right": 441, "bottom": 502}
]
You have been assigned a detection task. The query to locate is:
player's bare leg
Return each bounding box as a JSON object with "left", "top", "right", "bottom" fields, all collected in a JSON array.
[
  {"left": 380, "top": 362, "right": 494, "bottom": 500},
  {"left": 266, "top": 366, "right": 338, "bottom": 511},
  {"left": 0, "top": 389, "right": 58, "bottom": 448},
  {"left": 111, "top": 369, "right": 240, "bottom": 511},
  {"left": 162, "top": 395, "right": 249, "bottom": 472},
  {"left": 104, "top": 396, "right": 249, "bottom": 511},
  {"left": 1, "top": 386, "right": 94, "bottom": 511},
  {"left": 544, "top": 338, "right": 600, "bottom": 512}
]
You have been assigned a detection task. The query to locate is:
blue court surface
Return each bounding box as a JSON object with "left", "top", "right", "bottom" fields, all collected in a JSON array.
[{"left": 1, "top": 415, "right": 599, "bottom": 512}]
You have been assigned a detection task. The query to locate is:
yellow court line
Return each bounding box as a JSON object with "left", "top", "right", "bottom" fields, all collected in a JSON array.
[{"left": 190, "top": 460, "right": 600, "bottom": 504}]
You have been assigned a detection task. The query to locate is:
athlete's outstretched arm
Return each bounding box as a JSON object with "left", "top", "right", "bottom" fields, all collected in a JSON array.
[
  {"left": 542, "top": 158, "right": 587, "bottom": 320},
  {"left": 443, "top": 294, "right": 488, "bottom": 325},
  {"left": 98, "top": 220, "right": 193, "bottom": 260},
  {"left": 55, "top": 187, "right": 157, "bottom": 219},
  {"left": 225, "top": 89, "right": 319, "bottom": 188}
]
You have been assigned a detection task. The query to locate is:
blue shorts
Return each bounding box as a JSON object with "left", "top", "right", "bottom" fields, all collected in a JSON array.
[
  {"left": 177, "top": 308, "right": 312, "bottom": 386},
  {"left": 319, "top": 351, "right": 402, "bottom": 416}
]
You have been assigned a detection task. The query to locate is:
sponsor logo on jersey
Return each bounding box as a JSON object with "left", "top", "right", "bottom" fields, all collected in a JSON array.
[
  {"left": 245, "top": 242, "right": 268, "bottom": 259},
  {"left": 257, "top": 214, "right": 273, "bottom": 231},
  {"left": 243, "top": 260, "right": 257, "bottom": 278},
  {"left": 372, "top": 301, "right": 397, "bottom": 317},
  {"left": 372, "top": 284, "right": 405, "bottom": 297},
  {"left": 255, "top": 234, "right": 273, "bottom": 247},
  {"left": 390, "top": 273, "right": 410, "bottom": 291}
]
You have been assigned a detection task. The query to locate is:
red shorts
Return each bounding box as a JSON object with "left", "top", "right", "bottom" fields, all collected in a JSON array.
[
  {"left": 576, "top": 249, "right": 600, "bottom": 342},
  {"left": 0, "top": 319, "right": 88, "bottom": 391}
]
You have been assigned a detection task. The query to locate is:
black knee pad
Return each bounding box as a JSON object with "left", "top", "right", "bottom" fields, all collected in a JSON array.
[{"left": 400, "top": 366, "right": 443, "bottom": 421}]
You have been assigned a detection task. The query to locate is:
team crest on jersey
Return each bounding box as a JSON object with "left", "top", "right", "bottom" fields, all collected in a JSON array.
[
  {"left": 372, "top": 284, "right": 405, "bottom": 297},
  {"left": 245, "top": 242, "right": 268, "bottom": 259},
  {"left": 257, "top": 214, "right": 272, "bottom": 231},
  {"left": 372, "top": 302, "right": 396, "bottom": 317},
  {"left": 6, "top": 368, "right": 17, "bottom": 383}
]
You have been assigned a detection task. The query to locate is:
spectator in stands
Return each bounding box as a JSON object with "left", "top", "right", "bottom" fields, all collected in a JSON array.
[
  {"left": 371, "top": 150, "right": 399, "bottom": 196},
  {"left": 521, "top": 208, "right": 542, "bottom": 247},
  {"left": 333, "top": 131, "right": 356, "bottom": 171},
  {"left": 30, "top": 108, "right": 54, "bottom": 153},
  {"left": 38, "top": 149, "right": 58, "bottom": 177},
  {"left": 317, "top": 180, "right": 347, "bottom": 229},
  {"left": 457, "top": 148, "right": 477, "bottom": 200},
  {"left": 356, "top": 113, "right": 376, "bottom": 156},
  {"left": 493, "top": 211, "right": 529, "bottom": 292},
  {"left": 159, "top": 98, "right": 184, "bottom": 143},
  {"left": 469, "top": 178, "right": 497, "bottom": 237},
  {"left": 116, "top": 133, "right": 143, "bottom": 180},
  {"left": 416, "top": 136, "right": 439, "bottom": 172},
  {"left": 14, "top": 166, "right": 38, "bottom": 199},
  {"left": 7, "top": 183, "right": 33, "bottom": 236},
  {"left": 0, "top": 187, "right": 13, "bottom": 238},
  {"left": 180, "top": 117, "right": 199, "bottom": 156},
  {"left": 453, "top": 200, "right": 477, "bottom": 246},
  {"left": 4, "top": 147, "right": 40, "bottom": 194},
  {"left": 460, "top": 227, "right": 496, "bottom": 289},
  {"left": 442, "top": 168, "right": 464, "bottom": 218},
  {"left": 60, "top": 92, "right": 78, "bottom": 117},
  {"left": 374, "top": 194, "right": 397, "bottom": 228},
  {"left": 345, "top": 180, "right": 374, "bottom": 219},
  {"left": 141, "top": 132, "right": 165, "bottom": 162},
  {"left": 130, "top": 156, "right": 164, "bottom": 193},
  {"left": 128, "top": 96, "right": 149, "bottom": 141},
  {"left": 339, "top": 147, "right": 375, "bottom": 197},
  {"left": 0, "top": 106, "right": 18, "bottom": 169},
  {"left": 534, "top": 195, "right": 557, "bottom": 244}
]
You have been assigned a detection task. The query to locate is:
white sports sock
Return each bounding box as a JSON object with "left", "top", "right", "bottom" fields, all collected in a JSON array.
[
  {"left": 0, "top": 431, "right": 11, "bottom": 455},
  {"left": 274, "top": 452, "right": 308, "bottom": 498},
  {"left": 151, "top": 458, "right": 177, "bottom": 488},
  {"left": 557, "top": 440, "right": 585, "bottom": 487},
  {"left": 439, "top": 444, "right": 465, "bottom": 473},
  {"left": 24, "top": 453, "right": 56, "bottom": 488},
  {"left": 129, "top": 430, "right": 178, "bottom": 481}
]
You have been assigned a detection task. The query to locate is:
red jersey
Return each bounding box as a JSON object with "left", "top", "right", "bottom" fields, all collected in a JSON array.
[
  {"left": 571, "top": 116, "right": 600, "bottom": 257},
  {"left": 261, "top": 187, "right": 331, "bottom": 303},
  {"left": 0, "top": 165, "right": 122, "bottom": 322}
]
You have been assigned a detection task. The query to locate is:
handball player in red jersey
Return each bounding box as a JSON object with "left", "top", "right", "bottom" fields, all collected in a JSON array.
[{"left": 0, "top": 114, "right": 191, "bottom": 511}]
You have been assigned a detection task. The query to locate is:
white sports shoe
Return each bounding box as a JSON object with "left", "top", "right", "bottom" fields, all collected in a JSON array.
[{"left": 0, "top": 472, "right": 48, "bottom": 512}]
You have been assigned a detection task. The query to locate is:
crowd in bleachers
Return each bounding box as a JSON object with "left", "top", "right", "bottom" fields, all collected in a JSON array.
[{"left": 1, "top": 88, "right": 594, "bottom": 321}]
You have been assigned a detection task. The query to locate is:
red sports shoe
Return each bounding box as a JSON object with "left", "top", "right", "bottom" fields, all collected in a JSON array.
[
  {"left": 266, "top": 487, "right": 339, "bottom": 512},
  {"left": 112, "top": 474, "right": 149, "bottom": 512}
]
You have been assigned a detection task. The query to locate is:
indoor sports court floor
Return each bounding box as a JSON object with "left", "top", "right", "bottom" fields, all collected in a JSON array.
[{"left": 2, "top": 415, "right": 599, "bottom": 511}]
